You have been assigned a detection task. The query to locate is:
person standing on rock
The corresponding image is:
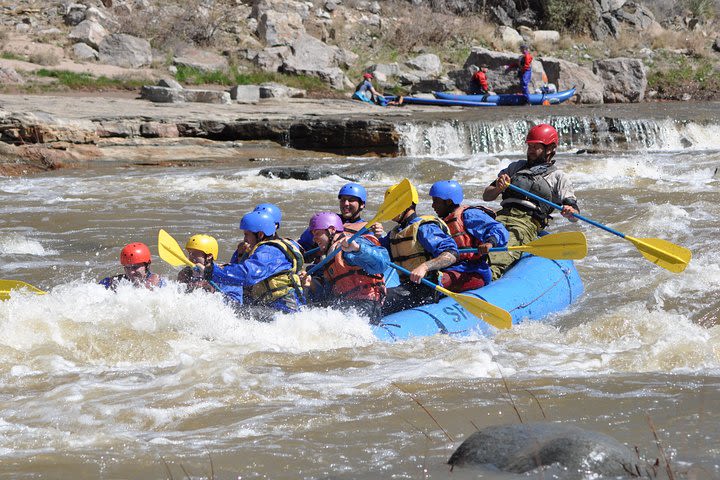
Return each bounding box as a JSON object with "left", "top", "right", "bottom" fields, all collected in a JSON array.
[
  {"left": 506, "top": 45, "right": 533, "bottom": 104},
  {"left": 468, "top": 65, "right": 493, "bottom": 97},
  {"left": 482, "top": 123, "right": 579, "bottom": 280}
]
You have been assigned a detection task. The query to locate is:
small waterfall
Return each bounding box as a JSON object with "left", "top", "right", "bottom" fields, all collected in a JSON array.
[{"left": 397, "top": 116, "right": 720, "bottom": 157}]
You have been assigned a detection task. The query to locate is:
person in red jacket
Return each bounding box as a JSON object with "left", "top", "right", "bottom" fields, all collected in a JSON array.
[
  {"left": 468, "top": 65, "right": 492, "bottom": 96},
  {"left": 506, "top": 45, "right": 533, "bottom": 104}
]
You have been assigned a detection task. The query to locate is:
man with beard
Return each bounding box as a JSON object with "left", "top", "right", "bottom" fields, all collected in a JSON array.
[{"left": 483, "top": 123, "right": 579, "bottom": 279}]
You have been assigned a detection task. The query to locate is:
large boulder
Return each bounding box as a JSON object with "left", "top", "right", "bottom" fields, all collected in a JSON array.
[
  {"left": 68, "top": 20, "right": 107, "bottom": 49},
  {"left": 98, "top": 34, "right": 152, "bottom": 68},
  {"left": 259, "top": 82, "right": 306, "bottom": 98},
  {"left": 461, "top": 47, "right": 545, "bottom": 94},
  {"left": 173, "top": 47, "right": 229, "bottom": 73},
  {"left": 541, "top": 57, "right": 604, "bottom": 104},
  {"left": 404, "top": 53, "right": 442, "bottom": 77},
  {"left": 282, "top": 34, "right": 348, "bottom": 89},
  {"left": 593, "top": 57, "right": 646, "bottom": 103},
  {"left": 256, "top": 9, "right": 305, "bottom": 46},
  {"left": 448, "top": 423, "right": 640, "bottom": 478},
  {"left": 253, "top": 46, "right": 292, "bottom": 72}
]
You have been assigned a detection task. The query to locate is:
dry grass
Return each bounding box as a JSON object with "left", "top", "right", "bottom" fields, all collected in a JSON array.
[{"left": 28, "top": 50, "right": 61, "bottom": 66}]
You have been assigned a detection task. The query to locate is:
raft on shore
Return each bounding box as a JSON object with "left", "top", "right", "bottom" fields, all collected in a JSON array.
[
  {"left": 432, "top": 87, "right": 577, "bottom": 106},
  {"left": 374, "top": 255, "right": 583, "bottom": 341}
]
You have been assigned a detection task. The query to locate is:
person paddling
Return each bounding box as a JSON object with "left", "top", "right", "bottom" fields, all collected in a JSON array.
[
  {"left": 380, "top": 182, "right": 459, "bottom": 315},
  {"left": 298, "top": 182, "right": 384, "bottom": 254},
  {"left": 231, "top": 203, "right": 282, "bottom": 264},
  {"left": 201, "top": 211, "right": 305, "bottom": 318},
  {"left": 482, "top": 123, "right": 579, "bottom": 279},
  {"left": 300, "top": 212, "right": 389, "bottom": 324},
  {"left": 178, "top": 234, "right": 243, "bottom": 305},
  {"left": 99, "top": 242, "right": 164, "bottom": 290},
  {"left": 430, "top": 180, "right": 509, "bottom": 291}
]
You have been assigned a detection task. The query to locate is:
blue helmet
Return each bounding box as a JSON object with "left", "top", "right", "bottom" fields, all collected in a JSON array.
[
  {"left": 240, "top": 211, "right": 276, "bottom": 236},
  {"left": 429, "top": 180, "right": 464, "bottom": 205},
  {"left": 338, "top": 182, "right": 367, "bottom": 204},
  {"left": 253, "top": 203, "right": 282, "bottom": 226}
]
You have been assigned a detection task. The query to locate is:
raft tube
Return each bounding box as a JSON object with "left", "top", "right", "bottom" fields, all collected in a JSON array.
[
  {"left": 383, "top": 95, "right": 496, "bottom": 107},
  {"left": 374, "top": 255, "right": 583, "bottom": 341},
  {"left": 432, "top": 87, "right": 576, "bottom": 106}
]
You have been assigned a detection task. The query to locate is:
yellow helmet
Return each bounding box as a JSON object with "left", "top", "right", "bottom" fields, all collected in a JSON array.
[
  {"left": 385, "top": 180, "right": 419, "bottom": 205},
  {"left": 186, "top": 234, "right": 219, "bottom": 260}
]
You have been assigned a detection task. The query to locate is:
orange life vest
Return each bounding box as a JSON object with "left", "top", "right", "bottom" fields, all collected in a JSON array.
[
  {"left": 444, "top": 205, "right": 496, "bottom": 263},
  {"left": 323, "top": 232, "right": 386, "bottom": 302}
]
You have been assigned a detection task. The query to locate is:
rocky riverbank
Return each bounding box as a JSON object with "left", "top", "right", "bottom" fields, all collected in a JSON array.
[{"left": 2, "top": 92, "right": 719, "bottom": 176}]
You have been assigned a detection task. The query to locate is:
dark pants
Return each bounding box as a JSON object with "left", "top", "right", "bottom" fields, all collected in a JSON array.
[{"left": 382, "top": 282, "right": 437, "bottom": 316}]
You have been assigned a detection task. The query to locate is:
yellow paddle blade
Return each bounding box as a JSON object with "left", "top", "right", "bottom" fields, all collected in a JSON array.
[
  {"left": 436, "top": 284, "right": 512, "bottom": 330},
  {"left": 0, "top": 279, "right": 47, "bottom": 301},
  {"left": 626, "top": 236, "right": 691, "bottom": 273},
  {"left": 509, "top": 231, "right": 588, "bottom": 260},
  {"left": 369, "top": 178, "right": 416, "bottom": 225},
  {"left": 158, "top": 229, "right": 194, "bottom": 268}
]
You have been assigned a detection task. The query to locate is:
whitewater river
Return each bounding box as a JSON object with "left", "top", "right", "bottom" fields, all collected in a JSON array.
[{"left": 1, "top": 113, "right": 719, "bottom": 479}]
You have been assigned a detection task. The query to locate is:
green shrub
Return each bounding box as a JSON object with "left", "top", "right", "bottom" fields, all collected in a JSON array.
[
  {"left": 34, "top": 69, "right": 148, "bottom": 89},
  {"left": 543, "top": 0, "right": 596, "bottom": 35}
]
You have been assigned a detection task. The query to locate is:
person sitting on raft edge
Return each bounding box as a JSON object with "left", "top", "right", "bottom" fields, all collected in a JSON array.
[
  {"left": 99, "top": 242, "right": 164, "bottom": 290},
  {"left": 482, "top": 123, "right": 579, "bottom": 280}
]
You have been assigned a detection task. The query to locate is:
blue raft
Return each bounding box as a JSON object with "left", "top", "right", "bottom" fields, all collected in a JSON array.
[
  {"left": 374, "top": 255, "right": 583, "bottom": 341},
  {"left": 432, "top": 87, "right": 576, "bottom": 106},
  {"left": 383, "top": 95, "right": 496, "bottom": 107}
]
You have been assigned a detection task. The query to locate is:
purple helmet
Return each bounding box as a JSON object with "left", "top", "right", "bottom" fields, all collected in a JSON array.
[{"left": 309, "top": 212, "right": 344, "bottom": 232}]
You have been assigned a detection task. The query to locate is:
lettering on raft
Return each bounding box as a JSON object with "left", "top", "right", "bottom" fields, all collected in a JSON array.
[{"left": 442, "top": 303, "right": 468, "bottom": 323}]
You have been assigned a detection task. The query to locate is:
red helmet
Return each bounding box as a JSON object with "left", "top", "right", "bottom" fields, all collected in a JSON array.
[
  {"left": 363, "top": 72, "right": 373, "bottom": 79},
  {"left": 120, "top": 242, "right": 152, "bottom": 266},
  {"left": 526, "top": 123, "right": 559, "bottom": 146}
]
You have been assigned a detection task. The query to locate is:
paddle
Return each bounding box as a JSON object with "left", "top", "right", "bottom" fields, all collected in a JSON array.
[
  {"left": 307, "top": 178, "right": 416, "bottom": 275},
  {"left": 506, "top": 184, "right": 691, "bottom": 273},
  {"left": 458, "top": 231, "right": 587, "bottom": 260},
  {"left": 0, "top": 279, "right": 46, "bottom": 301},
  {"left": 386, "top": 262, "right": 512, "bottom": 330}
]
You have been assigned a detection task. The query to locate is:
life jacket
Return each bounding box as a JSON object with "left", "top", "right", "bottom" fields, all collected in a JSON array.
[
  {"left": 343, "top": 221, "right": 367, "bottom": 235},
  {"left": 444, "top": 205, "right": 496, "bottom": 263},
  {"left": 322, "top": 232, "right": 386, "bottom": 302},
  {"left": 390, "top": 215, "right": 450, "bottom": 272},
  {"left": 501, "top": 161, "right": 556, "bottom": 226},
  {"left": 247, "top": 238, "right": 305, "bottom": 307}
]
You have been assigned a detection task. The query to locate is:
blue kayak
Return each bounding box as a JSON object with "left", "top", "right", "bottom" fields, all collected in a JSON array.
[
  {"left": 384, "top": 95, "right": 496, "bottom": 107},
  {"left": 374, "top": 255, "right": 583, "bottom": 341},
  {"left": 432, "top": 87, "right": 576, "bottom": 106}
]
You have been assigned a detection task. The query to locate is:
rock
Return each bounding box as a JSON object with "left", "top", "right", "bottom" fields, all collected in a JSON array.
[
  {"left": 681, "top": 93, "right": 692, "bottom": 101},
  {"left": 0, "top": 66, "right": 25, "bottom": 85},
  {"left": 258, "top": 166, "right": 339, "bottom": 180},
  {"left": 713, "top": 38, "right": 720, "bottom": 53},
  {"left": 139, "top": 86, "right": 232, "bottom": 104},
  {"left": 254, "top": 46, "right": 292, "bottom": 72},
  {"left": 533, "top": 30, "right": 560, "bottom": 44},
  {"left": 593, "top": 57, "right": 647, "bottom": 103},
  {"left": 158, "top": 78, "right": 183, "bottom": 89},
  {"left": 257, "top": 9, "right": 305, "bottom": 46},
  {"left": 335, "top": 48, "right": 359, "bottom": 69},
  {"left": 72, "top": 42, "right": 99, "bottom": 61},
  {"left": 173, "top": 47, "right": 229, "bottom": 73},
  {"left": 282, "top": 34, "right": 349, "bottom": 89},
  {"left": 411, "top": 77, "right": 456, "bottom": 94},
  {"left": 259, "top": 82, "right": 306, "bottom": 98},
  {"left": 229, "top": 85, "right": 261, "bottom": 103},
  {"left": 98, "top": 34, "right": 152, "bottom": 69},
  {"left": 64, "top": 4, "right": 87, "bottom": 26},
  {"left": 404, "top": 53, "right": 442, "bottom": 76},
  {"left": 369, "top": 63, "right": 402, "bottom": 78},
  {"left": 613, "top": 2, "right": 660, "bottom": 32},
  {"left": 140, "top": 122, "right": 180, "bottom": 138},
  {"left": 448, "top": 423, "right": 640, "bottom": 478},
  {"left": 68, "top": 20, "right": 108, "bottom": 49},
  {"left": 497, "top": 26, "right": 523, "bottom": 47},
  {"left": 541, "top": 57, "right": 604, "bottom": 104}
]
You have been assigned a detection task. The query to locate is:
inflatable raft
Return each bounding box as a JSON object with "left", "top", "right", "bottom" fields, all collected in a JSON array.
[
  {"left": 374, "top": 255, "right": 583, "bottom": 341},
  {"left": 433, "top": 87, "right": 576, "bottom": 106}
]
